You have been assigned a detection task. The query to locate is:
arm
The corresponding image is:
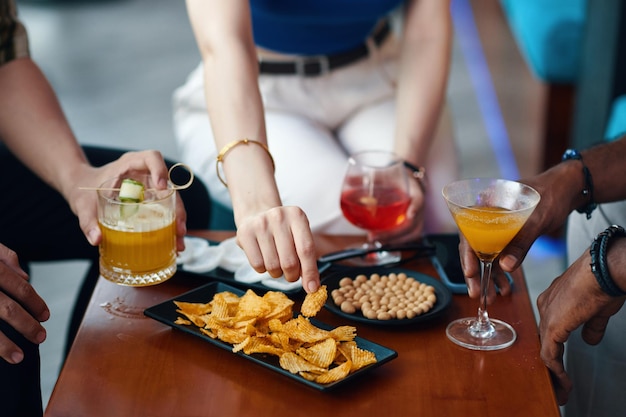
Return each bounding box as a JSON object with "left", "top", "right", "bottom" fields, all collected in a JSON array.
[
  {"left": 537, "top": 236, "right": 626, "bottom": 405},
  {"left": 0, "top": 58, "right": 188, "bottom": 250},
  {"left": 391, "top": 0, "right": 453, "bottom": 238},
  {"left": 185, "top": 0, "right": 320, "bottom": 293}
]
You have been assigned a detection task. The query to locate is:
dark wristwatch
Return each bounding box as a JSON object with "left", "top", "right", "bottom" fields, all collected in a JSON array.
[{"left": 562, "top": 149, "right": 597, "bottom": 219}]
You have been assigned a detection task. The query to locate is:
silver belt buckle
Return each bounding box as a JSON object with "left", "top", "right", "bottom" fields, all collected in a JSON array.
[{"left": 295, "top": 55, "right": 330, "bottom": 76}]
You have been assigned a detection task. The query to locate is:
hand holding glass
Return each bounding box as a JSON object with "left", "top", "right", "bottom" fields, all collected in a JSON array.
[
  {"left": 340, "top": 150, "right": 410, "bottom": 265},
  {"left": 442, "top": 178, "right": 540, "bottom": 350}
]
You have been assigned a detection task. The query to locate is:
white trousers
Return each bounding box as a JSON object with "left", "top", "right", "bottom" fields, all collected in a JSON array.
[
  {"left": 564, "top": 202, "right": 626, "bottom": 417},
  {"left": 172, "top": 39, "right": 459, "bottom": 235}
]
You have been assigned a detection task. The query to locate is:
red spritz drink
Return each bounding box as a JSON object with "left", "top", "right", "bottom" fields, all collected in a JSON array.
[{"left": 339, "top": 150, "right": 410, "bottom": 265}]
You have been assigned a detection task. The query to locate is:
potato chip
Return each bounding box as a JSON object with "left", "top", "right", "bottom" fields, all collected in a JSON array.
[
  {"left": 300, "top": 285, "right": 328, "bottom": 317},
  {"left": 242, "top": 337, "right": 284, "bottom": 356},
  {"left": 338, "top": 341, "right": 377, "bottom": 371},
  {"left": 315, "top": 360, "right": 352, "bottom": 384},
  {"left": 329, "top": 325, "right": 357, "bottom": 342},
  {"left": 282, "top": 316, "right": 330, "bottom": 343},
  {"left": 174, "top": 300, "right": 212, "bottom": 316},
  {"left": 296, "top": 338, "right": 337, "bottom": 368},
  {"left": 279, "top": 352, "right": 327, "bottom": 374},
  {"left": 171, "top": 287, "right": 378, "bottom": 385},
  {"left": 236, "top": 289, "right": 271, "bottom": 321}
]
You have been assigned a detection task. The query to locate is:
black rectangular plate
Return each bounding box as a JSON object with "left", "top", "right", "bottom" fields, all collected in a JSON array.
[{"left": 144, "top": 282, "right": 398, "bottom": 391}]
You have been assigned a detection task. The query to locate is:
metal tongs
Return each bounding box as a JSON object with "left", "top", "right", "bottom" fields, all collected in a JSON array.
[{"left": 317, "top": 241, "right": 436, "bottom": 265}]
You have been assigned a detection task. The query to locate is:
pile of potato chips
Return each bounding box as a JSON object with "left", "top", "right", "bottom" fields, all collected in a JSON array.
[{"left": 174, "top": 285, "right": 378, "bottom": 384}]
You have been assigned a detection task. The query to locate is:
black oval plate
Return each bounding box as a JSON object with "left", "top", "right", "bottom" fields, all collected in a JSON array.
[{"left": 323, "top": 266, "right": 452, "bottom": 326}]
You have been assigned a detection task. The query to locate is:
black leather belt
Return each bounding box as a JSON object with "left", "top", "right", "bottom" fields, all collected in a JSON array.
[{"left": 258, "top": 21, "right": 391, "bottom": 77}]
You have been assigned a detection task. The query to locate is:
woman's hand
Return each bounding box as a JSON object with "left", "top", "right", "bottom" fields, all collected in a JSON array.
[{"left": 235, "top": 206, "right": 321, "bottom": 294}]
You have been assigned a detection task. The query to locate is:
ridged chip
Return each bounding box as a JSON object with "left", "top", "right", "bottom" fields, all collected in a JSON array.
[
  {"left": 171, "top": 286, "right": 378, "bottom": 385},
  {"left": 315, "top": 361, "right": 352, "bottom": 384},
  {"left": 279, "top": 352, "right": 327, "bottom": 374},
  {"left": 301, "top": 285, "right": 328, "bottom": 317},
  {"left": 296, "top": 338, "right": 337, "bottom": 368}
]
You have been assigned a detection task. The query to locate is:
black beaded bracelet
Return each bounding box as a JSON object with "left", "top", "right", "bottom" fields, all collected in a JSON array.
[
  {"left": 562, "top": 149, "right": 597, "bottom": 219},
  {"left": 589, "top": 225, "right": 626, "bottom": 297}
]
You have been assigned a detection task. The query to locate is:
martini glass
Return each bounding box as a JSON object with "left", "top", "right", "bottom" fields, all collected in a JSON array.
[
  {"left": 442, "top": 178, "right": 540, "bottom": 350},
  {"left": 340, "top": 150, "right": 411, "bottom": 266}
]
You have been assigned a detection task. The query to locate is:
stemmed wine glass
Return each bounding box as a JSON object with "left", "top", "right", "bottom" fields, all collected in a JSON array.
[
  {"left": 442, "top": 178, "right": 540, "bottom": 350},
  {"left": 340, "top": 150, "right": 411, "bottom": 266}
]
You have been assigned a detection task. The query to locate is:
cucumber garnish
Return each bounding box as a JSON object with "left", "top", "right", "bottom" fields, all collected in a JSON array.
[{"left": 119, "top": 178, "right": 144, "bottom": 218}]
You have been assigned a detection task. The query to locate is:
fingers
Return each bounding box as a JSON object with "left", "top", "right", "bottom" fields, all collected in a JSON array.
[
  {"left": 174, "top": 193, "right": 188, "bottom": 252},
  {"left": 458, "top": 237, "right": 480, "bottom": 297},
  {"left": 236, "top": 207, "right": 320, "bottom": 293},
  {"left": 540, "top": 341, "right": 572, "bottom": 405},
  {"left": 0, "top": 262, "right": 49, "bottom": 364},
  {"left": 118, "top": 150, "right": 169, "bottom": 189}
]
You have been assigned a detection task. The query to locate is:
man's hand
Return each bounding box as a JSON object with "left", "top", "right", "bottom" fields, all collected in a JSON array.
[
  {"left": 0, "top": 244, "right": 49, "bottom": 364},
  {"left": 537, "top": 250, "right": 625, "bottom": 405}
]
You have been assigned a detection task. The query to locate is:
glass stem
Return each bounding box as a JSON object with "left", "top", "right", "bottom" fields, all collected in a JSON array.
[{"left": 471, "top": 260, "right": 495, "bottom": 337}]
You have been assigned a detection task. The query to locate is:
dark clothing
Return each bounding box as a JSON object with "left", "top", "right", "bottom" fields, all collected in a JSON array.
[{"left": 0, "top": 144, "right": 212, "bottom": 416}]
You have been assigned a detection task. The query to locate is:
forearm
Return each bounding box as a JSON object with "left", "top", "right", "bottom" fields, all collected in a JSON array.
[
  {"left": 187, "top": 0, "right": 281, "bottom": 224},
  {"left": 578, "top": 138, "right": 626, "bottom": 204},
  {"left": 393, "top": 0, "right": 452, "bottom": 167},
  {"left": 0, "top": 58, "right": 89, "bottom": 199}
]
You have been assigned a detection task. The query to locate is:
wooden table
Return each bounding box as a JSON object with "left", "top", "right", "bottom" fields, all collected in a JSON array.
[{"left": 45, "top": 232, "right": 560, "bottom": 417}]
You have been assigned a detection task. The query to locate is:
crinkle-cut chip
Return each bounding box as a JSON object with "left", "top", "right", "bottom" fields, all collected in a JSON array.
[
  {"left": 243, "top": 337, "right": 285, "bottom": 356},
  {"left": 174, "top": 317, "right": 192, "bottom": 326},
  {"left": 176, "top": 311, "right": 209, "bottom": 328},
  {"left": 211, "top": 295, "right": 232, "bottom": 320},
  {"left": 315, "top": 360, "right": 352, "bottom": 384},
  {"left": 329, "top": 325, "right": 357, "bottom": 342},
  {"left": 236, "top": 289, "right": 272, "bottom": 321},
  {"left": 301, "top": 285, "right": 327, "bottom": 317},
  {"left": 270, "top": 332, "right": 292, "bottom": 352},
  {"left": 268, "top": 318, "right": 284, "bottom": 332},
  {"left": 279, "top": 352, "right": 326, "bottom": 374},
  {"left": 296, "top": 338, "right": 337, "bottom": 368},
  {"left": 298, "top": 372, "right": 318, "bottom": 381},
  {"left": 175, "top": 301, "right": 212, "bottom": 316},
  {"left": 199, "top": 327, "right": 216, "bottom": 339},
  {"left": 282, "top": 316, "right": 331, "bottom": 343},
  {"left": 262, "top": 291, "right": 294, "bottom": 321},
  {"left": 232, "top": 336, "right": 252, "bottom": 353},
  {"left": 217, "top": 327, "right": 249, "bottom": 345},
  {"left": 204, "top": 314, "right": 233, "bottom": 330},
  {"left": 232, "top": 318, "right": 257, "bottom": 330},
  {"left": 338, "top": 341, "right": 377, "bottom": 371}
]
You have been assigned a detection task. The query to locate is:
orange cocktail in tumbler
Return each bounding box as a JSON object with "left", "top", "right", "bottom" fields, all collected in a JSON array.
[{"left": 98, "top": 176, "right": 177, "bottom": 286}]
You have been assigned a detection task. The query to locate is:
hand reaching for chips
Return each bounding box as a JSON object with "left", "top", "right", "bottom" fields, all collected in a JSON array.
[{"left": 174, "top": 285, "right": 377, "bottom": 384}]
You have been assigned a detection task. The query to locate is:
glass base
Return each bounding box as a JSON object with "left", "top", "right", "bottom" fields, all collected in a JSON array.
[
  {"left": 446, "top": 317, "right": 517, "bottom": 351},
  {"left": 100, "top": 260, "right": 176, "bottom": 287}
]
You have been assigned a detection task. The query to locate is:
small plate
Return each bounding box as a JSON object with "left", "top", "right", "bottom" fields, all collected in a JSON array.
[
  {"left": 322, "top": 266, "right": 452, "bottom": 326},
  {"left": 144, "top": 282, "right": 398, "bottom": 391}
]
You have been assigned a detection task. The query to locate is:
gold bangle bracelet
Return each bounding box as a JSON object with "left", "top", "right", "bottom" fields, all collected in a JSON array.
[{"left": 216, "top": 138, "right": 275, "bottom": 187}]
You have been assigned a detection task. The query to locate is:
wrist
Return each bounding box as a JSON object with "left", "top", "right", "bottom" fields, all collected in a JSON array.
[
  {"left": 589, "top": 225, "right": 626, "bottom": 297},
  {"left": 403, "top": 161, "right": 426, "bottom": 193},
  {"left": 562, "top": 149, "right": 597, "bottom": 219}
]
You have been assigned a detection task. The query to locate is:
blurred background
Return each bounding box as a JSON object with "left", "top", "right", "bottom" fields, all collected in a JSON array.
[{"left": 14, "top": 0, "right": 566, "bottom": 408}]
